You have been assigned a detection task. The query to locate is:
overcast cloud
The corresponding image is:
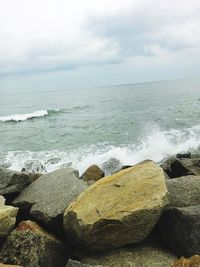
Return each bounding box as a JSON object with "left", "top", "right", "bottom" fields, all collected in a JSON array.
[{"left": 0, "top": 0, "right": 200, "bottom": 88}]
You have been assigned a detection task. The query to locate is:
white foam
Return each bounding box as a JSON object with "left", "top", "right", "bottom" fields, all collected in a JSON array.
[
  {"left": 0, "top": 110, "right": 49, "bottom": 122},
  {"left": 3, "top": 124, "right": 200, "bottom": 175}
]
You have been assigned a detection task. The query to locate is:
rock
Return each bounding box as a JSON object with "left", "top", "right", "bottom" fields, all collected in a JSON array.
[
  {"left": 0, "top": 220, "right": 67, "bottom": 267},
  {"left": 63, "top": 160, "right": 168, "bottom": 252},
  {"left": 157, "top": 206, "right": 200, "bottom": 257},
  {"left": 0, "top": 197, "right": 19, "bottom": 238},
  {"left": 172, "top": 255, "right": 200, "bottom": 267},
  {"left": 101, "top": 158, "right": 121, "bottom": 175},
  {"left": 176, "top": 152, "right": 192, "bottom": 159},
  {"left": 166, "top": 176, "right": 200, "bottom": 208},
  {"left": 13, "top": 168, "right": 87, "bottom": 230},
  {"left": 0, "top": 264, "right": 22, "bottom": 267},
  {"left": 27, "top": 173, "right": 42, "bottom": 182},
  {"left": 81, "top": 165, "right": 105, "bottom": 182},
  {"left": 79, "top": 236, "right": 177, "bottom": 267},
  {"left": 21, "top": 160, "right": 46, "bottom": 173},
  {"left": 160, "top": 156, "right": 200, "bottom": 178},
  {"left": 0, "top": 168, "right": 32, "bottom": 196},
  {"left": 66, "top": 259, "right": 103, "bottom": 267}
]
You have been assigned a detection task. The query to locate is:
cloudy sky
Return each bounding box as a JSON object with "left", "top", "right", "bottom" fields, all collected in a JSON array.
[{"left": 0, "top": 0, "right": 200, "bottom": 90}]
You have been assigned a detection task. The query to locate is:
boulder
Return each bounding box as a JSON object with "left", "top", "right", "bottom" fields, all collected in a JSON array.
[
  {"left": 0, "top": 168, "right": 32, "bottom": 196},
  {"left": 79, "top": 236, "right": 177, "bottom": 267},
  {"left": 63, "top": 160, "right": 168, "bottom": 252},
  {"left": 172, "top": 255, "right": 200, "bottom": 267},
  {"left": 157, "top": 206, "right": 200, "bottom": 257},
  {"left": 13, "top": 168, "right": 87, "bottom": 229},
  {"left": 0, "top": 220, "right": 67, "bottom": 267},
  {"left": 160, "top": 156, "right": 200, "bottom": 178},
  {"left": 0, "top": 196, "right": 18, "bottom": 238},
  {"left": 81, "top": 165, "right": 105, "bottom": 182},
  {"left": 0, "top": 264, "right": 22, "bottom": 267},
  {"left": 21, "top": 160, "right": 46, "bottom": 173},
  {"left": 101, "top": 158, "right": 121, "bottom": 175},
  {"left": 166, "top": 176, "right": 200, "bottom": 208}
]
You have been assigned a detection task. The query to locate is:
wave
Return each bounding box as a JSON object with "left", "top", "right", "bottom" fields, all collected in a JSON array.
[
  {"left": 0, "top": 109, "right": 60, "bottom": 122},
  {"left": 2, "top": 124, "right": 200, "bottom": 175}
]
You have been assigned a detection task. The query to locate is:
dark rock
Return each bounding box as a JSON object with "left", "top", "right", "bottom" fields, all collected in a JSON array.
[
  {"left": 166, "top": 176, "right": 200, "bottom": 208},
  {"left": 21, "top": 160, "right": 46, "bottom": 173},
  {"left": 176, "top": 152, "right": 191, "bottom": 159},
  {"left": 157, "top": 206, "right": 200, "bottom": 257},
  {"left": 0, "top": 168, "right": 32, "bottom": 196},
  {"left": 81, "top": 165, "right": 104, "bottom": 182},
  {"left": 13, "top": 168, "right": 87, "bottom": 231},
  {"left": 0, "top": 220, "right": 67, "bottom": 267},
  {"left": 160, "top": 156, "right": 200, "bottom": 178}
]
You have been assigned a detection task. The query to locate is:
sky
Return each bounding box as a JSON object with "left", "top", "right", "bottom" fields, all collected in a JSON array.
[{"left": 0, "top": 0, "right": 200, "bottom": 91}]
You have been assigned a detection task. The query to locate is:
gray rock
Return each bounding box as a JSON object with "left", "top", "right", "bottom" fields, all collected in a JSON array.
[
  {"left": 0, "top": 220, "right": 67, "bottom": 267},
  {"left": 80, "top": 236, "right": 177, "bottom": 267},
  {"left": 160, "top": 156, "right": 200, "bottom": 178},
  {"left": 0, "top": 196, "right": 19, "bottom": 238},
  {"left": 13, "top": 168, "right": 87, "bottom": 228},
  {"left": 166, "top": 175, "right": 200, "bottom": 208},
  {"left": 0, "top": 168, "right": 32, "bottom": 196},
  {"left": 157, "top": 205, "right": 200, "bottom": 257},
  {"left": 66, "top": 259, "right": 104, "bottom": 267},
  {"left": 101, "top": 158, "right": 121, "bottom": 175}
]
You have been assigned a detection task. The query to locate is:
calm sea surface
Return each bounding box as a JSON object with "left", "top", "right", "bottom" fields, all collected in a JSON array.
[{"left": 1, "top": 78, "right": 200, "bottom": 174}]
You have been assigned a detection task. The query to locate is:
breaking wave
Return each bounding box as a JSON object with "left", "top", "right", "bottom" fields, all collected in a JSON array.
[
  {"left": 0, "top": 109, "right": 60, "bottom": 122},
  {"left": 2, "top": 124, "right": 200, "bottom": 175}
]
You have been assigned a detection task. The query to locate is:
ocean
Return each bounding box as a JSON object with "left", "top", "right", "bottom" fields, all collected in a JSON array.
[{"left": 1, "top": 77, "right": 200, "bottom": 175}]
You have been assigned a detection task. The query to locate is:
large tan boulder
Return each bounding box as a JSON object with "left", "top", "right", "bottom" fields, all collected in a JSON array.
[
  {"left": 0, "top": 196, "right": 18, "bottom": 238},
  {"left": 63, "top": 160, "right": 168, "bottom": 252},
  {"left": 172, "top": 255, "right": 200, "bottom": 267}
]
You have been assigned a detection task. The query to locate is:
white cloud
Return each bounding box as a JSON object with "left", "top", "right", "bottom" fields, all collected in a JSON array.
[{"left": 0, "top": 0, "right": 200, "bottom": 77}]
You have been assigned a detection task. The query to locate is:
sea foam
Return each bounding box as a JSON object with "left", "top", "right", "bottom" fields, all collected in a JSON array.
[
  {"left": 0, "top": 109, "right": 59, "bottom": 122},
  {"left": 2, "top": 124, "right": 200, "bottom": 175}
]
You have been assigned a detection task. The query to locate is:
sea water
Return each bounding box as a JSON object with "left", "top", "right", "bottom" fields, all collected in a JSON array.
[{"left": 1, "top": 77, "right": 200, "bottom": 174}]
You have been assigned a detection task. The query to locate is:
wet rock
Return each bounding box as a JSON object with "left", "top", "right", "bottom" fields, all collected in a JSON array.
[
  {"left": 21, "top": 160, "right": 46, "bottom": 173},
  {"left": 101, "top": 158, "right": 121, "bottom": 175},
  {"left": 0, "top": 220, "right": 67, "bottom": 267},
  {"left": 0, "top": 168, "right": 32, "bottom": 196},
  {"left": 166, "top": 175, "right": 200, "bottom": 208},
  {"left": 81, "top": 165, "right": 105, "bottom": 182},
  {"left": 157, "top": 206, "right": 200, "bottom": 257},
  {"left": 64, "top": 160, "right": 168, "bottom": 252},
  {"left": 0, "top": 196, "right": 18, "bottom": 238},
  {"left": 13, "top": 168, "right": 87, "bottom": 230},
  {"left": 172, "top": 255, "right": 200, "bottom": 267},
  {"left": 176, "top": 152, "right": 191, "bottom": 159}
]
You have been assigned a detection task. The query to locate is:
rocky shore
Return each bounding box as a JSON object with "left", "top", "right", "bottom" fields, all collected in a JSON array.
[{"left": 0, "top": 152, "right": 200, "bottom": 266}]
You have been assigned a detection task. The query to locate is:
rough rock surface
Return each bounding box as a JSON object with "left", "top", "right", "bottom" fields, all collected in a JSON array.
[
  {"left": 13, "top": 168, "right": 87, "bottom": 228},
  {"left": 160, "top": 156, "right": 200, "bottom": 178},
  {"left": 0, "top": 264, "right": 22, "bottom": 267},
  {"left": 0, "top": 196, "right": 18, "bottom": 238},
  {"left": 0, "top": 168, "right": 32, "bottom": 196},
  {"left": 0, "top": 220, "right": 67, "bottom": 267},
  {"left": 64, "top": 160, "right": 168, "bottom": 252},
  {"left": 81, "top": 165, "right": 105, "bottom": 182},
  {"left": 79, "top": 236, "right": 177, "bottom": 267},
  {"left": 66, "top": 260, "right": 104, "bottom": 267},
  {"left": 172, "top": 255, "right": 200, "bottom": 267},
  {"left": 166, "top": 176, "right": 200, "bottom": 208},
  {"left": 157, "top": 206, "right": 200, "bottom": 257}
]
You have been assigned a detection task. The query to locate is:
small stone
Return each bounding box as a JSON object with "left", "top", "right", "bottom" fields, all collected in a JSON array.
[{"left": 81, "top": 165, "right": 105, "bottom": 182}]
